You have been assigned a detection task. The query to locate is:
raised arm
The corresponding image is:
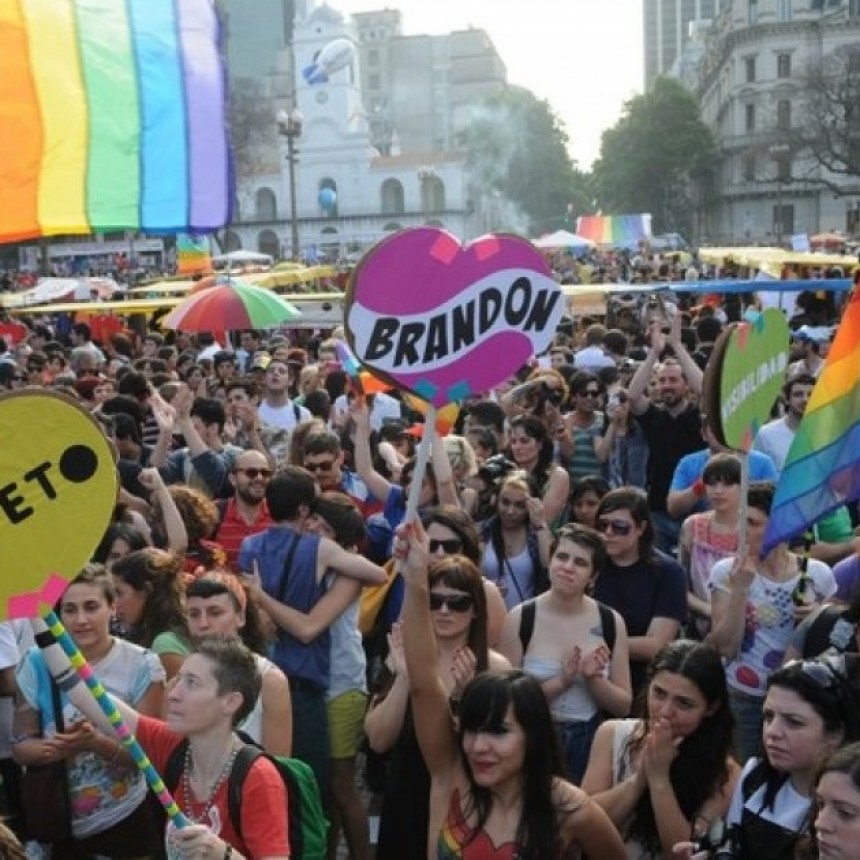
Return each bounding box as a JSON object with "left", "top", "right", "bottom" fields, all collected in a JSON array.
[
  {"left": 138, "top": 467, "right": 188, "bottom": 556},
  {"left": 707, "top": 555, "right": 754, "bottom": 658},
  {"left": 349, "top": 398, "right": 394, "bottom": 503},
  {"left": 399, "top": 520, "right": 459, "bottom": 780}
]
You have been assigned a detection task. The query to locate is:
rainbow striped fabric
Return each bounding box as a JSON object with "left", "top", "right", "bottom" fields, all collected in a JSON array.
[
  {"left": 0, "top": 0, "right": 231, "bottom": 243},
  {"left": 762, "top": 284, "right": 860, "bottom": 553},
  {"left": 575, "top": 213, "right": 652, "bottom": 247}
]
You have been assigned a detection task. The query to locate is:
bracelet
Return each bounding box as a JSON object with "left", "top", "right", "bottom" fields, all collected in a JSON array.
[
  {"left": 223, "top": 843, "right": 233, "bottom": 860},
  {"left": 692, "top": 478, "right": 705, "bottom": 497}
]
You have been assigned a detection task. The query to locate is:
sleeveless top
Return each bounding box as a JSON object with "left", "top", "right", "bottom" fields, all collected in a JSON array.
[
  {"left": 685, "top": 513, "right": 738, "bottom": 638},
  {"left": 237, "top": 654, "right": 276, "bottom": 744},
  {"left": 523, "top": 656, "right": 598, "bottom": 722},
  {"left": 481, "top": 542, "right": 537, "bottom": 610},
  {"left": 437, "top": 789, "right": 518, "bottom": 860}
]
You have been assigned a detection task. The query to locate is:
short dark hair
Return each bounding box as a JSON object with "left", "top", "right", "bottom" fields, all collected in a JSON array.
[
  {"left": 72, "top": 322, "right": 91, "bottom": 341},
  {"left": 312, "top": 492, "right": 366, "bottom": 549},
  {"left": 702, "top": 452, "right": 741, "bottom": 486},
  {"left": 303, "top": 430, "right": 341, "bottom": 459},
  {"left": 552, "top": 522, "right": 607, "bottom": 571},
  {"left": 266, "top": 466, "right": 317, "bottom": 521},
  {"left": 597, "top": 487, "right": 654, "bottom": 559},
  {"left": 465, "top": 401, "right": 505, "bottom": 435},
  {"left": 116, "top": 371, "right": 150, "bottom": 401},
  {"left": 100, "top": 395, "right": 145, "bottom": 428},
  {"left": 747, "top": 481, "right": 776, "bottom": 516},
  {"left": 194, "top": 638, "right": 261, "bottom": 726},
  {"left": 190, "top": 397, "right": 226, "bottom": 432},
  {"left": 783, "top": 373, "right": 816, "bottom": 400}
]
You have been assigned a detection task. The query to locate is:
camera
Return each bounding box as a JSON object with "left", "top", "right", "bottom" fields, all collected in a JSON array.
[
  {"left": 693, "top": 820, "right": 739, "bottom": 858},
  {"left": 478, "top": 454, "right": 516, "bottom": 485}
]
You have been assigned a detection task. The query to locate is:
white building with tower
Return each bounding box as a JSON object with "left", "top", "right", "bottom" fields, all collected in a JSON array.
[{"left": 226, "top": 3, "right": 479, "bottom": 260}]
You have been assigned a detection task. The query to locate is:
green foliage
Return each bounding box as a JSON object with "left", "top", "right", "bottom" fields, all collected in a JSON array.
[
  {"left": 593, "top": 76, "right": 716, "bottom": 236},
  {"left": 456, "top": 85, "right": 591, "bottom": 234}
]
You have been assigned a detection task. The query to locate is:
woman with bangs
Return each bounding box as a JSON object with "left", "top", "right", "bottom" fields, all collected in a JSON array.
[
  {"left": 480, "top": 470, "right": 553, "bottom": 610},
  {"left": 582, "top": 640, "right": 739, "bottom": 859},
  {"left": 677, "top": 452, "right": 743, "bottom": 640},
  {"left": 395, "top": 520, "right": 626, "bottom": 860},
  {"left": 366, "top": 547, "right": 510, "bottom": 859},
  {"left": 499, "top": 524, "right": 632, "bottom": 784}
]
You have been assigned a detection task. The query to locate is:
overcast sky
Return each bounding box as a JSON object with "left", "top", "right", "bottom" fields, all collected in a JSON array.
[{"left": 333, "top": 0, "right": 644, "bottom": 169}]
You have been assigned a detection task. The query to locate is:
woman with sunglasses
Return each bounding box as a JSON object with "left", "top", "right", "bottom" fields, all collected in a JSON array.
[
  {"left": 698, "top": 658, "right": 860, "bottom": 860},
  {"left": 556, "top": 371, "right": 607, "bottom": 485},
  {"left": 394, "top": 519, "right": 627, "bottom": 860},
  {"left": 677, "top": 453, "right": 743, "bottom": 640},
  {"left": 365, "top": 549, "right": 509, "bottom": 860},
  {"left": 708, "top": 483, "right": 836, "bottom": 762},
  {"left": 480, "top": 469, "right": 553, "bottom": 610},
  {"left": 582, "top": 640, "right": 738, "bottom": 859},
  {"left": 499, "top": 523, "right": 632, "bottom": 783},
  {"left": 591, "top": 487, "right": 688, "bottom": 695}
]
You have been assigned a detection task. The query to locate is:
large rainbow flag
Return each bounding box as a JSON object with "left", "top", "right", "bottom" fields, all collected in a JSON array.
[
  {"left": 761, "top": 282, "right": 860, "bottom": 553},
  {"left": 575, "top": 214, "right": 652, "bottom": 248},
  {"left": 0, "top": 0, "right": 231, "bottom": 243}
]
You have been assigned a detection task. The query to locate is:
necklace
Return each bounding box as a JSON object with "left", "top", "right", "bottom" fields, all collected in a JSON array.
[{"left": 181, "top": 737, "right": 241, "bottom": 825}]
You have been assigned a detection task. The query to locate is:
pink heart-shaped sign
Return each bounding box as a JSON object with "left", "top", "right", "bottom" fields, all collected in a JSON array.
[{"left": 345, "top": 228, "right": 563, "bottom": 407}]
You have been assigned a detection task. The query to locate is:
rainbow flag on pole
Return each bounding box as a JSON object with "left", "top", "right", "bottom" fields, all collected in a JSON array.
[
  {"left": 761, "top": 283, "right": 860, "bottom": 553},
  {"left": 0, "top": 0, "right": 231, "bottom": 242}
]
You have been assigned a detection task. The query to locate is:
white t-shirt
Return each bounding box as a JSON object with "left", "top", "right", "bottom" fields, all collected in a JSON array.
[
  {"left": 752, "top": 418, "right": 794, "bottom": 473},
  {"left": 574, "top": 345, "right": 615, "bottom": 372},
  {"left": 258, "top": 399, "right": 311, "bottom": 432},
  {"left": 333, "top": 391, "right": 401, "bottom": 432},
  {"left": 709, "top": 556, "right": 836, "bottom": 696},
  {"left": 727, "top": 757, "right": 810, "bottom": 833}
]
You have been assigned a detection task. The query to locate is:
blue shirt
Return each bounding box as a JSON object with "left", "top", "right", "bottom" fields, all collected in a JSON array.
[
  {"left": 669, "top": 449, "right": 778, "bottom": 514},
  {"left": 239, "top": 526, "right": 328, "bottom": 688}
]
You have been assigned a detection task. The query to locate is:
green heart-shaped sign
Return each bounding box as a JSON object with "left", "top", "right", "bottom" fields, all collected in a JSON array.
[{"left": 716, "top": 308, "right": 790, "bottom": 451}]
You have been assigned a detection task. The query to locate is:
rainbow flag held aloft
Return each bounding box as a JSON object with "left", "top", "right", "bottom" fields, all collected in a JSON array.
[
  {"left": 761, "top": 284, "right": 860, "bottom": 553},
  {"left": 575, "top": 214, "right": 652, "bottom": 248},
  {"left": 176, "top": 234, "right": 212, "bottom": 277},
  {"left": 0, "top": 0, "right": 231, "bottom": 243}
]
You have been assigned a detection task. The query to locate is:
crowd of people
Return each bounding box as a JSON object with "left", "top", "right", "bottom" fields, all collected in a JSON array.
[{"left": 0, "top": 277, "right": 858, "bottom": 860}]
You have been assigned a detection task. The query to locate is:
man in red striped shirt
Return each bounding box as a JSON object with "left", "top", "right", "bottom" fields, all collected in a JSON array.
[{"left": 215, "top": 449, "right": 275, "bottom": 570}]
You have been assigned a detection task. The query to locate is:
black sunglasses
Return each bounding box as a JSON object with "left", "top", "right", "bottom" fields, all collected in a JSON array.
[
  {"left": 234, "top": 467, "right": 273, "bottom": 480},
  {"left": 428, "top": 538, "right": 463, "bottom": 554},
  {"left": 429, "top": 593, "right": 474, "bottom": 612},
  {"left": 305, "top": 460, "right": 335, "bottom": 473},
  {"left": 596, "top": 518, "right": 633, "bottom": 536}
]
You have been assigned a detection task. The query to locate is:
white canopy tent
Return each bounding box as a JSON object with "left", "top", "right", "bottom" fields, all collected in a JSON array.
[{"left": 533, "top": 230, "right": 595, "bottom": 250}]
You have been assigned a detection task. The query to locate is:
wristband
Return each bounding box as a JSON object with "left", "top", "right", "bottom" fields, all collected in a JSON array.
[
  {"left": 692, "top": 478, "right": 705, "bottom": 497},
  {"left": 35, "top": 631, "right": 55, "bottom": 649}
]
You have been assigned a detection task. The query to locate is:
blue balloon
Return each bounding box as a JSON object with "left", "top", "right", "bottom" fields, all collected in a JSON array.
[
  {"left": 318, "top": 188, "right": 337, "bottom": 210},
  {"left": 302, "top": 64, "right": 328, "bottom": 85}
]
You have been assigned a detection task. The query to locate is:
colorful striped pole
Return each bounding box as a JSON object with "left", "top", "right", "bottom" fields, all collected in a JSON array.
[{"left": 43, "top": 609, "right": 188, "bottom": 827}]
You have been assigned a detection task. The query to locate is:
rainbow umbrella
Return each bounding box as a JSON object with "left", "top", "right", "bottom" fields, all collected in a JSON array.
[{"left": 161, "top": 277, "right": 301, "bottom": 331}]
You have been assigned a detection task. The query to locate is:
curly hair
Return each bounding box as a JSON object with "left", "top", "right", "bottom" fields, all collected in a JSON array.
[{"left": 166, "top": 485, "right": 219, "bottom": 545}]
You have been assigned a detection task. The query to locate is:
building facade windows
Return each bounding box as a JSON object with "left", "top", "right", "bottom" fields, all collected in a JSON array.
[
  {"left": 777, "top": 99, "right": 791, "bottom": 129},
  {"left": 777, "top": 0, "right": 792, "bottom": 21},
  {"left": 777, "top": 52, "right": 791, "bottom": 78},
  {"left": 746, "top": 56, "right": 756, "bottom": 82},
  {"left": 380, "top": 178, "right": 405, "bottom": 214},
  {"left": 745, "top": 103, "right": 756, "bottom": 132},
  {"left": 749, "top": 0, "right": 758, "bottom": 25}
]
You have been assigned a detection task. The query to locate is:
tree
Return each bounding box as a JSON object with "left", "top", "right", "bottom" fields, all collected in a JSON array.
[
  {"left": 456, "top": 85, "right": 591, "bottom": 234},
  {"left": 776, "top": 44, "right": 860, "bottom": 194},
  {"left": 592, "top": 76, "right": 716, "bottom": 237},
  {"left": 228, "top": 77, "right": 279, "bottom": 178}
]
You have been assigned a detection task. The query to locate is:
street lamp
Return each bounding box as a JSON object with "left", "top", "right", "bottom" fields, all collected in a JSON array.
[{"left": 276, "top": 108, "right": 303, "bottom": 260}]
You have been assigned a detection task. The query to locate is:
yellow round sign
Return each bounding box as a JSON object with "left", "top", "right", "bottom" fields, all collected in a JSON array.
[{"left": 0, "top": 392, "right": 117, "bottom": 618}]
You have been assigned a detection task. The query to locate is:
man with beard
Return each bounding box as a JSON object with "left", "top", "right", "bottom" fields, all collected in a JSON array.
[
  {"left": 215, "top": 449, "right": 275, "bottom": 570},
  {"left": 754, "top": 373, "right": 857, "bottom": 565},
  {"left": 625, "top": 317, "right": 706, "bottom": 554}
]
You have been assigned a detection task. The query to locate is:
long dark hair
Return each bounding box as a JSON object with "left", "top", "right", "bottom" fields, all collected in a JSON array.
[
  {"left": 110, "top": 548, "right": 190, "bottom": 648},
  {"left": 457, "top": 670, "right": 569, "bottom": 859},
  {"left": 506, "top": 414, "right": 554, "bottom": 487},
  {"left": 626, "top": 641, "right": 734, "bottom": 852}
]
